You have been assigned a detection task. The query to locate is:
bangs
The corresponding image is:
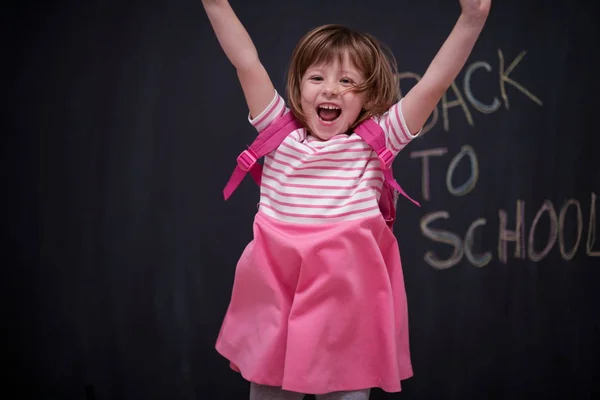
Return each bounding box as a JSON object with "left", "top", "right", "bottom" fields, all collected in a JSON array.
[{"left": 303, "top": 36, "right": 367, "bottom": 73}]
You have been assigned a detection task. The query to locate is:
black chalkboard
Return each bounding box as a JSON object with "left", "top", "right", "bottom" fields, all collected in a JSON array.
[{"left": 8, "top": 0, "right": 599, "bottom": 399}]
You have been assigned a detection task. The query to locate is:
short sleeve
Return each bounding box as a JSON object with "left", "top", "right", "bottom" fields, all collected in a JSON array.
[
  {"left": 376, "top": 98, "right": 421, "bottom": 157},
  {"left": 248, "top": 90, "right": 288, "bottom": 133}
]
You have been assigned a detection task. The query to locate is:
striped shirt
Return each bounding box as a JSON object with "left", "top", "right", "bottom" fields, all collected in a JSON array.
[{"left": 250, "top": 91, "right": 419, "bottom": 224}]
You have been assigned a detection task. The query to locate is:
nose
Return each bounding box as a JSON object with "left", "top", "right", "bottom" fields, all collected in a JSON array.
[{"left": 322, "top": 80, "right": 338, "bottom": 96}]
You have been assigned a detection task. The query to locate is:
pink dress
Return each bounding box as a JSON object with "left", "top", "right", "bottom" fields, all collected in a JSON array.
[{"left": 216, "top": 92, "right": 419, "bottom": 395}]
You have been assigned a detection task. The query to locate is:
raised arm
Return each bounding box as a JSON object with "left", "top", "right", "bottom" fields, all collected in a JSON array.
[
  {"left": 201, "top": 0, "right": 275, "bottom": 118},
  {"left": 402, "top": 0, "right": 491, "bottom": 133}
]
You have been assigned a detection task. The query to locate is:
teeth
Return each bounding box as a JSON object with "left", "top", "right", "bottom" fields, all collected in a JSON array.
[{"left": 319, "top": 105, "right": 340, "bottom": 110}]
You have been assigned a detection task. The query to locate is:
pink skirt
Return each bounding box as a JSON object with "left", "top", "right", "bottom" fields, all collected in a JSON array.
[{"left": 215, "top": 211, "right": 412, "bottom": 394}]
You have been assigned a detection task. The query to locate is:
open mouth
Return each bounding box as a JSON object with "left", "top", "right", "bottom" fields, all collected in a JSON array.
[{"left": 317, "top": 104, "right": 342, "bottom": 123}]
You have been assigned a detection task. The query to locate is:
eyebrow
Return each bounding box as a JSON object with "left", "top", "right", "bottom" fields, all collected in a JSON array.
[
  {"left": 342, "top": 70, "right": 360, "bottom": 78},
  {"left": 305, "top": 67, "right": 361, "bottom": 78}
]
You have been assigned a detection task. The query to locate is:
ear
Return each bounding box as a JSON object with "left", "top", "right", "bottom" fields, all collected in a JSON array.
[
  {"left": 362, "top": 99, "right": 374, "bottom": 115},
  {"left": 362, "top": 89, "right": 376, "bottom": 111}
]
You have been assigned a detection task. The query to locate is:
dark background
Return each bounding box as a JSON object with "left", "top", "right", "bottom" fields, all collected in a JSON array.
[{"left": 7, "top": 0, "right": 600, "bottom": 398}]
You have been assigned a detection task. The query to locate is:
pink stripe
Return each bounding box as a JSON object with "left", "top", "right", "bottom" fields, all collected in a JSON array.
[
  {"left": 383, "top": 118, "right": 404, "bottom": 152},
  {"left": 393, "top": 104, "right": 411, "bottom": 142},
  {"left": 262, "top": 170, "right": 383, "bottom": 190},
  {"left": 262, "top": 182, "right": 381, "bottom": 200},
  {"left": 310, "top": 146, "right": 371, "bottom": 156},
  {"left": 388, "top": 132, "right": 402, "bottom": 153},
  {"left": 262, "top": 193, "right": 376, "bottom": 209},
  {"left": 281, "top": 141, "right": 310, "bottom": 155},
  {"left": 309, "top": 137, "right": 365, "bottom": 145},
  {"left": 272, "top": 149, "right": 308, "bottom": 164},
  {"left": 300, "top": 133, "right": 363, "bottom": 150},
  {"left": 265, "top": 157, "right": 380, "bottom": 172},
  {"left": 252, "top": 96, "right": 283, "bottom": 128},
  {"left": 274, "top": 157, "right": 380, "bottom": 171},
  {"left": 260, "top": 203, "right": 381, "bottom": 219},
  {"left": 276, "top": 148, "right": 375, "bottom": 164},
  {"left": 390, "top": 110, "right": 407, "bottom": 147},
  {"left": 264, "top": 162, "right": 380, "bottom": 181},
  {"left": 382, "top": 113, "right": 400, "bottom": 153}
]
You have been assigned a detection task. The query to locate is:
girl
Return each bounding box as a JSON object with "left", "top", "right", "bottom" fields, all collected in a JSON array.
[{"left": 202, "top": 1, "right": 491, "bottom": 399}]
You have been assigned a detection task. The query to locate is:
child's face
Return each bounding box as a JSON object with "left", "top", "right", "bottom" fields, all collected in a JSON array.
[{"left": 300, "top": 52, "right": 368, "bottom": 141}]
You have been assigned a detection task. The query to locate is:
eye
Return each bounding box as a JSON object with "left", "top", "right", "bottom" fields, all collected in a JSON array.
[
  {"left": 309, "top": 76, "right": 323, "bottom": 82},
  {"left": 340, "top": 78, "right": 354, "bottom": 85}
]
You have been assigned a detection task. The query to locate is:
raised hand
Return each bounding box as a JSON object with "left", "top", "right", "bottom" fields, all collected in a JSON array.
[
  {"left": 459, "top": 0, "right": 491, "bottom": 22},
  {"left": 201, "top": 0, "right": 275, "bottom": 120},
  {"left": 400, "top": 0, "right": 491, "bottom": 134}
]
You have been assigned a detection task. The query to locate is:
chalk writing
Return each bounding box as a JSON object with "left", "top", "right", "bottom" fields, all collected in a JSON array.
[
  {"left": 420, "top": 211, "right": 497, "bottom": 269},
  {"left": 420, "top": 194, "right": 599, "bottom": 269},
  {"left": 398, "top": 48, "right": 543, "bottom": 135},
  {"left": 442, "top": 82, "right": 474, "bottom": 132},
  {"left": 402, "top": 46, "right": 596, "bottom": 268},
  {"left": 409, "top": 148, "right": 448, "bottom": 201},
  {"left": 528, "top": 200, "right": 558, "bottom": 262},
  {"left": 498, "top": 50, "right": 543, "bottom": 109},
  {"left": 410, "top": 146, "right": 479, "bottom": 201},
  {"left": 586, "top": 192, "right": 599, "bottom": 257},
  {"left": 421, "top": 211, "right": 463, "bottom": 269},
  {"left": 558, "top": 199, "right": 583, "bottom": 260},
  {"left": 465, "top": 218, "right": 492, "bottom": 267},
  {"left": 499, "top": 194, "right": 599, "bottom": 263},
  {"left": 446, "top": 145, "right": 479, "bottom": 197},
  {"left": 464, "top": 61, "right": 502, "bottom": 114},
  {"left": 498, "top": 200, "right": 526, "bottom": 263}
]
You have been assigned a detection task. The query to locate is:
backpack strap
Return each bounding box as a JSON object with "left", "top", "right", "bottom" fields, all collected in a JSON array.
[
  {"left": 223, "top": 111, "right": 303, "bottom": 200},
  {"left": 355, "top": 119, "right": 421, "bottom": 207}
]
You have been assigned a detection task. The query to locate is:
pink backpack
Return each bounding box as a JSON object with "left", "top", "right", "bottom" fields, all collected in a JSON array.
[{"left": 223, "top": 111, "right": 420, "bottom": 228}]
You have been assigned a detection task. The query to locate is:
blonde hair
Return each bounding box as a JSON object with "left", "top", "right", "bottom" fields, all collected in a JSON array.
[{"left": 286, "top": 24, "right": 399, "bottom": 129}]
